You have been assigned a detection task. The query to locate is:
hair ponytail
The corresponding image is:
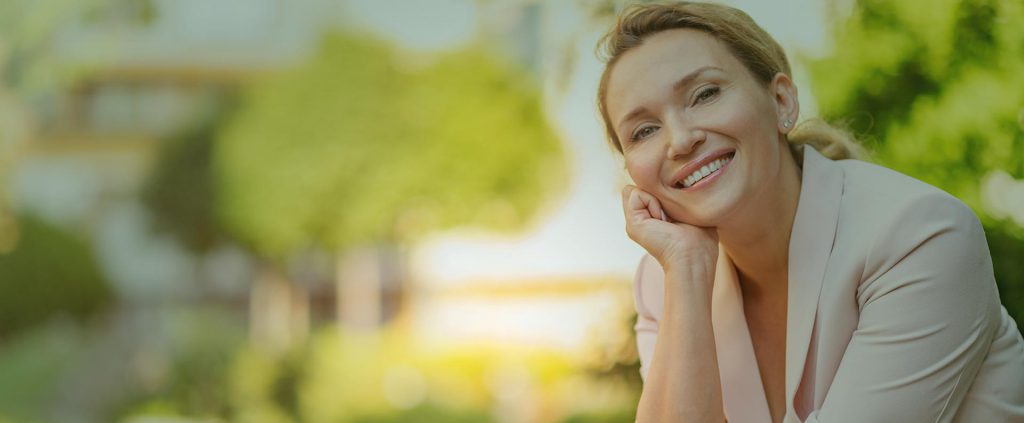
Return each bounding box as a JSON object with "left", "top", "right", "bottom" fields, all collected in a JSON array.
[{"left": 787, "top": 118, "right": 869, "bottom": 166}]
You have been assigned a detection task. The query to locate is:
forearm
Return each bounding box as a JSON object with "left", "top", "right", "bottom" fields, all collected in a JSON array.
[{"left": 636, "top": 263, "right": 725, "bottom": 423}]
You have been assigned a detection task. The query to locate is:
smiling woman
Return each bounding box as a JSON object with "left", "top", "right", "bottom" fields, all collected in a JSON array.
[{"left": 596, "top": 2, "right": 1024, "bottom": 423}]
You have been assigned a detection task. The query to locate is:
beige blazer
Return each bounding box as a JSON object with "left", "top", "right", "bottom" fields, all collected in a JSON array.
[{"left": 632, "top": 146, "right": 1024, "bottom": 422}]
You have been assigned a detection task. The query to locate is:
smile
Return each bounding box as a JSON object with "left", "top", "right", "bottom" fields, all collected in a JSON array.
[{"left": 673, "top": 152, "right": 734, "bottom": 189}]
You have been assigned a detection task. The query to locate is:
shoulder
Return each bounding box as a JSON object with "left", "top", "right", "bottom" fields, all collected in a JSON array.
[
  {"left": 833, "top": 158, "right": 983, "bottom": 251},
  {"left": 835, "top": 158, "right": 968, "bottom": 212},
  {"left": 799, "top": 149, "right": 979, "bottom": 247},
  {"left": 830, "top": 159, "right": 994, "bottom": 300}
]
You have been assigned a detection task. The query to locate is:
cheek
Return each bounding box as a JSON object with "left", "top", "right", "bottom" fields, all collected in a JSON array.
[
  {"left": 700, "top": 86, "right": 777, "bottom": 137},
  {"left": 702, "top": 99, "right": 763, "bottom": 136},
  {"left": 624, "top": 153, "right": 661, "bottom": 189}
]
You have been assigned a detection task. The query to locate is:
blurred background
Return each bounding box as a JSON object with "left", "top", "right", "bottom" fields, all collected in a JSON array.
[{"left": 0, "top": 0, "right": 1021, "bottom": 422}]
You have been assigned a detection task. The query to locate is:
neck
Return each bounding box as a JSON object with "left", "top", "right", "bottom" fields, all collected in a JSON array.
[{"left": 717, "top": 146, "right": 802, "bottom": 300}]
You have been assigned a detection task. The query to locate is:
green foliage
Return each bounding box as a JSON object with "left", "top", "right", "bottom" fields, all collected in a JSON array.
[
  {"left": 986, "top": 223, "right": 1024, "bottom": 332},
  {"left": 559, "top": 409, "right": 637, "bottom": 423},
  {"left": 808, "top": 0, "right": 1024, "bottom": 328},
  {"left": 214, "top": 33, "right": 565, "bottom": 259},
  {"left": 348, "top": 403, "right": 495, "bottom": 423},
  {"left": 142, "top": 110, "right": 233, "bottom": 253},
  {"left": 0, "top": 215, "right": 113, "bottom": 337},
  {"left": 809, "top": 0, "right": 1024, "bottom": 195},
  {"left": 0, "top": 0, "right": 105, "bottom": 96},
  {"left": 113, "top": 307, "right": 246, "bottom": 421},
  {"left": 0, "top": 322, "right": 83, "bottom": 421},
  {"left": 102, "top": 319, "right": 639, "bottom": 422},
  {"left": 295, "top": 330, "right": 562, "bottom": 422}
]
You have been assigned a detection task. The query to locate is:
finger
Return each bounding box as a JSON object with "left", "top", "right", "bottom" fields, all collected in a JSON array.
[
  {"left": 621, "top": 185, "right": 635, "bottom": 218},
  {"left": 631, "top": 187, "right": 664, "bottom": 223},
  {"left": 622, "top": 185, "right": 653, "bottom": 225},
  {"left": 622, "top": 185, "right": 645, "bottom": 216},
  {"left": 646, "top": 195, "right": 664, "bottom": 222}
]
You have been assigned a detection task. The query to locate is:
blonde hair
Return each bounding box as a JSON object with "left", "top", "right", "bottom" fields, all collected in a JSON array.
[{"left": 596, "top": 1, "right": 866, "bottom": 163}]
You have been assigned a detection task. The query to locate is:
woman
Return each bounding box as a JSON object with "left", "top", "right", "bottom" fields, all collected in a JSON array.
[{"left": 598, "top": 2, "right": 1024, "bottom": 422}]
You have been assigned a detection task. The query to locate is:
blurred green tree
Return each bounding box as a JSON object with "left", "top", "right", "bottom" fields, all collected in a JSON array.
[
  {"left": 142, "top": 110, "right": 233, "bottom": 255},
  {"left": 807, "top": 0, "right": 1024, "bottom": 328},
  {"left": 215, "top": 34, "right": 564, "bottom": 256},
  {"left": 212, "top": 33, "right": 564, "bottom": 349},
  {"left": 140, "top": 102, "right": 245, "bottom": 301},
  {"left": 0, "top": 215, "right": 113, "bottom": 337}
]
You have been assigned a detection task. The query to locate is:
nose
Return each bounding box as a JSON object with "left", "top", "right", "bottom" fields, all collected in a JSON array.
[{"left": 666, "top": 123, "right": 705, "bottom": 159}]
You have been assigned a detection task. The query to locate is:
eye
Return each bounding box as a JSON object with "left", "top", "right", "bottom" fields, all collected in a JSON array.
[
  {"left": 630, "top": 124, "right": 659, "bottom": 142},
  {"left": 693, "top": 86, "right": 720, "bottom": 105}
]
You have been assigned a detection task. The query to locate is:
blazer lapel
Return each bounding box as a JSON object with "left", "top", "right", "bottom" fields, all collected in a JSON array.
[
  {"left": 785, "top": 147, "right": 844, "bottom": 419},
  {"left": 713, "top": 248, "right": 773, "bottom": 422}
]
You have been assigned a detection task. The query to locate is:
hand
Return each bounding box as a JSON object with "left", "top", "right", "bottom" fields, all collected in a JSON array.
[{"left": 621, "top": 185, "right": 719, "bottom": 273}]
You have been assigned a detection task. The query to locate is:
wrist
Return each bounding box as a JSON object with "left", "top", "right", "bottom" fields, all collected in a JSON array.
[
  {"left": 662, "top": 263, "right": 715, "bottom": 302},
  {"left": 659, "top": 251, "right": 716, "bottom": 278}
]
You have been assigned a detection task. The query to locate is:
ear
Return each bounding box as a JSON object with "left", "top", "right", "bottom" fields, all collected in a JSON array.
[{"left": 770, "top": 72, "right": 799, "bottom": 134}]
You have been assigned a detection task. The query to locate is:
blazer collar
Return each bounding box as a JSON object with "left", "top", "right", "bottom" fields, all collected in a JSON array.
[
  {"left": 785, "top": 146, "right": 844, "bottom": 417},
  {"left": 711, "top": 146, "right": 844, "bottom": 423}
]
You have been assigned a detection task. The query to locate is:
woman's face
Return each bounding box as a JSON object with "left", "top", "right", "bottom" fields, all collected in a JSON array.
[{"left": 605, "top": 28, "right": 796, "bottom": 227}]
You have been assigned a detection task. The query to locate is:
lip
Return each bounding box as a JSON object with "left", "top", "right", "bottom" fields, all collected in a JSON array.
[{"left": 670, "top": 148, "right": 736, "bottom": 190}]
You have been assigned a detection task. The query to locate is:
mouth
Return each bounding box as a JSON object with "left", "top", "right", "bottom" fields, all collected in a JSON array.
[{"left": 672, "top": 151, "right": 734, "bottom": 190}]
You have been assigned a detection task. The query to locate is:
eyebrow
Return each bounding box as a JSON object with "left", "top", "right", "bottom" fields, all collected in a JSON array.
[{"left": 616, "top": 66, "right": 722, "bottom": 131}]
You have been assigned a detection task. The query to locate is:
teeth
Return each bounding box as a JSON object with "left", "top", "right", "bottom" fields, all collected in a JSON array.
[{"left": 681, "top": 155, "right": 732, "bottom": 188}]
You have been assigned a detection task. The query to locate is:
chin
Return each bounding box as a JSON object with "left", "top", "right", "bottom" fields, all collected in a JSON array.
[
  {"left": 681, "top": 212, "right": 723, "bottom": 228},
  {"left": 667, "top": 196, "right": 740, "bottom": 228}
]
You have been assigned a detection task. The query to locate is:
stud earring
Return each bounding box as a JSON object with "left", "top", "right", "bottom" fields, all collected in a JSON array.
[{"left": 783, "top": 119, "right": 793, "bottom": 129}]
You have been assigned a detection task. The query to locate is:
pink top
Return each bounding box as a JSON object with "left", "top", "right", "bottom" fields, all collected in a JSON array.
[{"left": 632, "top": 147, "right": 1024, "bottom": 422}]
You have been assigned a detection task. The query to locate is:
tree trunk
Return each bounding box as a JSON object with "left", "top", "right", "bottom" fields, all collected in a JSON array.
[
  {"left": 335, "top": 244, "right": 405, "bottom": 332},
  {"left": 250, "top": 263, "right": 308, "bottom": 354}
]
